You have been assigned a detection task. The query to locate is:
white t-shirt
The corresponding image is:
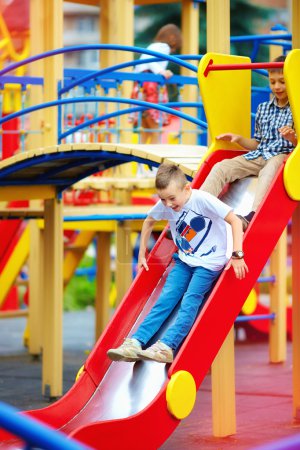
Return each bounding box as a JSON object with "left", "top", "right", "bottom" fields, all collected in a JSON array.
[
  {"left": 148, "top": 190, "right": 232, "bottom": 271},
  {"left": 135, "top": 42, "right": 170, "bottom": 74}
]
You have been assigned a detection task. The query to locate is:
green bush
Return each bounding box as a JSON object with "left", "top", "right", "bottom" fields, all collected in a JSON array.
[{"left": 64, "top": 255, "right": 96, "bottom": 311}]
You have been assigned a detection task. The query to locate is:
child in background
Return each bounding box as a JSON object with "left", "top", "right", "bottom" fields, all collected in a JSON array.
[
  {"left": 201, "top": 55, "right": 297, "bottom": 230},
  {"left": 131, "top": 23, "right": 182, "bottom": 144},
  {"left": 107, "top": 163, "right": 248, "bottom": 364}
]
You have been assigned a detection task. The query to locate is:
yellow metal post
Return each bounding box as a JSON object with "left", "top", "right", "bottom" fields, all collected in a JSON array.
[
  {"left": 269, "top": 229, "right": 287, "bottom": 363},
  {"left": 100, "top": 0, "right": 134, "bottom": 145},
  {"left": 95, "top": 232, "right": 111, "bottom": 339},
  {"left": 42, "top": 0, "right": 63, "bottom": 148},
  {"left": 29, "top": 0, "right": 44, "bottom": 151},
  {"left": 211, "top": 327, "right": 236, "bottom": 437},
  {"left": 292, "top": 204, "right": 300, "bottom": 420},
  {"left": 206, "top": 0, "right": 230, "bottom": 54},
  {"left": 28, "top": 0, "right": 45, "bottom": 352},
  {"left": 28, "top": 221, "right": 43, "bottom": 356},
  {"left": 115, "top": 221, "right": 132, "bottom": 306},
  {"left": 291, "top": 0, "right": 300, "bottom": 49},
  {"left": 42, "top": 197, "right": 63, "bottom": 398},
  {"left": 181, "top": 0, "right": 199, "bottom": 145},
  {"left": 269, "top": 26, "right": 288, "bottom": 62}
]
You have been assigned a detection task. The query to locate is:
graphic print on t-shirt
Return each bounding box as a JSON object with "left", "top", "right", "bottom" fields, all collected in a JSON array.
[{"left": 175, "top": 209, "right": 213, "bottom": 256}]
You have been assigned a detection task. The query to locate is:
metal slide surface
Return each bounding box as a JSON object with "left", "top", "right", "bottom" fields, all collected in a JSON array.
[{"left": 0, "top": 152, "right": 297, "bottom": 450}]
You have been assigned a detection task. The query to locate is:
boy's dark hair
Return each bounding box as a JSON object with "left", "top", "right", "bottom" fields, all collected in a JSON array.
[
  {"left": 155, "top": 163, "right": 188, "bottom": 190},
  {"left": 269, "top": 54, "right": 286, "bottom": 73}
]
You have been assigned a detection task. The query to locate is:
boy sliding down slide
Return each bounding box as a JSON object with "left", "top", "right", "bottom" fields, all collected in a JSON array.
[{"left": 108, "top": 163, "right": 248, "bottom": 364}]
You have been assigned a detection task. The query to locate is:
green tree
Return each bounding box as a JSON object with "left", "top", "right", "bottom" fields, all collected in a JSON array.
[{"left": 134, "top": 1, "right": 273, "bottom": 63}]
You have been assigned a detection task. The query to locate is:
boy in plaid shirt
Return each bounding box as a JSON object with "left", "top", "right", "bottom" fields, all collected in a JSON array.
[{"left": 201, "top": 55, "right": 297, "bottom": 230}]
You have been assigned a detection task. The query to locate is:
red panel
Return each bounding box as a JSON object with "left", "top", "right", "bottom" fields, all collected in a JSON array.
[
  {"left": 2, "top": 116, "right": 20, "bottom": 160},
  {"left": 0, "top": 218, "right": 27, "bottom": 311}
]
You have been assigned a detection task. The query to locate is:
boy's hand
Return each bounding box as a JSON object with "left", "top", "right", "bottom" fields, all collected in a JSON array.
[
  {"left": 138, "top": 256, "right": 149, "bottom": 272},
  {"left": 216, "top": 133, "right": 241, "bottom": 143},
  {"left": 279, "top": 126, "right": 297, "bottom": 145},
  {"left": 225, "top": 258, "right": 249, "bottom": 279},
  {"left": 160, "top": 69, "right": 173, "bottom": 79}
]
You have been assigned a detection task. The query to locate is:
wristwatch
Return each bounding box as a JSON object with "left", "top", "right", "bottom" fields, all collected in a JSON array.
[{"left": 232, "top": 250, "right": 244, "bottom": 259}]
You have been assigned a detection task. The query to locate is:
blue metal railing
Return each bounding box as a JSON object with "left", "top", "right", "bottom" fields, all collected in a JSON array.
[
  {"left": 0, "top": 97, "right": 207, "bottom": 131},
  {"left": 235, "top": 313, "right": 275, "bottom": 323},
  {"left": 0, "top": 45, "right": 206, "bottom": 148},
  {"left": 231, "top": 28, "right": 291, "bottom": 61},
  {"left": 0, "top": 44, "right": 198, "bottom": 77},
  {"left": 0, "top": 401, "right": 91, "bottom": 450},
  {"left": 61, "top": 54, "right": 201, "bottom": 94},
  {"left": 1, "top": 34, "right": 289, "bottom": 150}
]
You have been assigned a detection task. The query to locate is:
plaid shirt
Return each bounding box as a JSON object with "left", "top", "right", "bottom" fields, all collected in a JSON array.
[{"left": 244, "top": 97, "right": 294, "bottom": 161}]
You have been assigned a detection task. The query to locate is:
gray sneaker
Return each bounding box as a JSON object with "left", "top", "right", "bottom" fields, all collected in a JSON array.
[
  {"left": 107, "top": 338, "right": 142, "bottom": 362},
  {"left": 137, "top": 340, "right": 173, "bottom": 363}
]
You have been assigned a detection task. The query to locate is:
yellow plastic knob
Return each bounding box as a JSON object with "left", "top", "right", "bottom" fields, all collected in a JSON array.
[{"left": 166, "top": 370, "right": 196, "bottom": 419}]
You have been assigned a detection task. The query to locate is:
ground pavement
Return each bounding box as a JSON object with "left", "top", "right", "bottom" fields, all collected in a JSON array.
[{"left": 0, "top": 309, "right": 300, "bottom": 449}]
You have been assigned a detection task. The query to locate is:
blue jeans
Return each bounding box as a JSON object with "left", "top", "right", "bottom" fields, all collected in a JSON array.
[{"left": 132, "top": 254, "right": 222, "bottom": 351}]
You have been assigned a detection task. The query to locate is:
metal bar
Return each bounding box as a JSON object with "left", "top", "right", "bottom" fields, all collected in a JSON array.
[
  {"left": 0, "top": 97, "right": 208, "bottom": 130},
  {"left": 204, "top": 61, "right": 284, "bottom": 77},
  {"left": 235, "top": 313, "right": 276, "bottom": 323}
]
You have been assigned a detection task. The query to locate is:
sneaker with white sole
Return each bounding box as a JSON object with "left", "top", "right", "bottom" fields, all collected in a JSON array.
[
  {"left": 137, "top": 340, "right": 173, "bottom": 363},
  {"left": 107, "top": 338, "right": 142, "bottom": 362}
]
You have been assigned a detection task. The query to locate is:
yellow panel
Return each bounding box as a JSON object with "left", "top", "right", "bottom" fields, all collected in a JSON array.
[
  {"left": 75, "top": 365, "right": 85, "bottom": 382},
  {"left": 63, "top": 220, "right": 116, "bottom": 232},
  {"left": 283, "top": 49, "right": 300, "bottom": 200},
  {"left": 37, "top": 218, "right": 164, "bottom": 233},
  {"left": 0, "top": 186, "right": 56, "bottom": 201},
  {"left": 198, "top": 53, "right": 251, "bottom": 155},
  {"left": 242, "top": 288, "right": 257, "bottom": 315}
]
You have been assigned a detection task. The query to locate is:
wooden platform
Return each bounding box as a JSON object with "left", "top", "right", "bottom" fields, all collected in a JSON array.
[{"left": 0, "top": 143, "right": 207, "bottom": 200}]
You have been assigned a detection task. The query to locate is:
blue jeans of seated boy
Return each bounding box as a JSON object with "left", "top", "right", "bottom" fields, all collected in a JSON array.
[{"left": 132, "top": 254, "right": 222, "bottom": 351}]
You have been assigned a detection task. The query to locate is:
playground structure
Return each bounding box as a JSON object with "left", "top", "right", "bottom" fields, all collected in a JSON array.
[
  {"left": 0, "top": 48, "right": 300, "bottom": 448},
  {"left": 1, "top": 0, "right": 300, "bottom": 449}
]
